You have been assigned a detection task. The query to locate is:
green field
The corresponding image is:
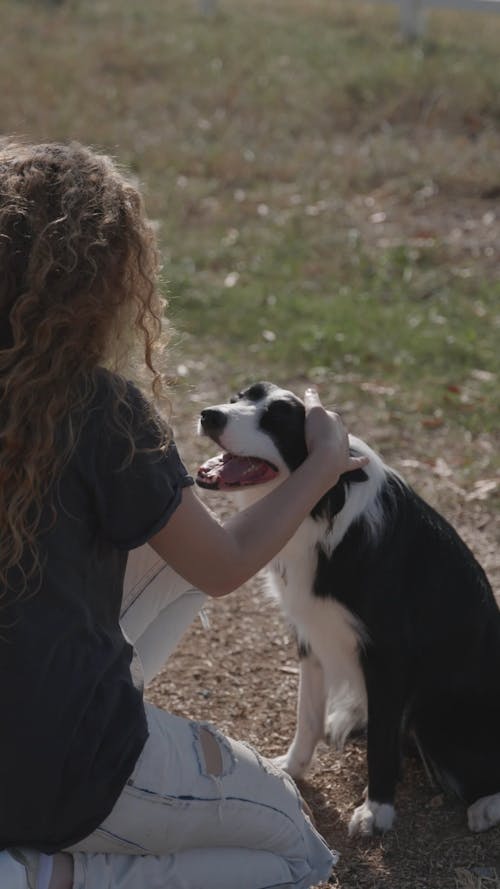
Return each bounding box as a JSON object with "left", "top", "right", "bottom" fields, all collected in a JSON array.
[{"left": 2, "top": 0, "right": 499, "bottom": 466}]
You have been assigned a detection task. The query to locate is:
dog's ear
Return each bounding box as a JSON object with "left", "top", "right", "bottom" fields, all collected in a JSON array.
[
  {"left": 311, "top": 482, "right": 346, "bottom": 523},
  {"left": 343, "top": 467, "right": 369, "bottom": 483},
  {"left": 311, "top": 464, "right": 368, "bottom": 524}
]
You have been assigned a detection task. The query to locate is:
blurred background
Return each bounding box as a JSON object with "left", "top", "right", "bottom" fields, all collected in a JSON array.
[{"left": 3, "top": 1, "right": 499, "bottom": 429}]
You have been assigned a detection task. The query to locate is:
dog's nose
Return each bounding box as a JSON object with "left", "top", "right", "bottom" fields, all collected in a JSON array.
[{"left": 200, "top": 409, "right": 227, "bottom": 434}]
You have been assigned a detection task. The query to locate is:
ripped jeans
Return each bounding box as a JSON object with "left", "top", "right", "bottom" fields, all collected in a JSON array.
[{"left": 66, "top": 545, "right": 337, "bottom": 889}]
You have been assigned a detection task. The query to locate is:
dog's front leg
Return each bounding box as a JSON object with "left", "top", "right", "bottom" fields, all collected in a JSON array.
[
  {"left": 274, "top": 647, "right": 326, "bottom": 779},
  {"left": 348, "top": 659, "right": 405, "bottom": 837}
]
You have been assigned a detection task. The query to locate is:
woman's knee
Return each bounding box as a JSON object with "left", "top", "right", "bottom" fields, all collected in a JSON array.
[
  {"left": 199, "top": 727, "right": 223, "bottom": 776},
  {"left": 49, "top": 853, "right": 74, "bottom": 889}
]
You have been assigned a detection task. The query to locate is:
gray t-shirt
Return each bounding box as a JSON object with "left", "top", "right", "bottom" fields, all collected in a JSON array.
[{"left": 0, "top": 371, "right": 193, "bottom": 852}]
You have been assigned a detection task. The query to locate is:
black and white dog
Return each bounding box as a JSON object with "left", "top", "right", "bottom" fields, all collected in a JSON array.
[{"left": 197, "top": 381, "right": 500, "bottom": 837}]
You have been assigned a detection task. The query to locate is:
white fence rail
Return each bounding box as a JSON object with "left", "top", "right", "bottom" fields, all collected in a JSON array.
[
  {"left": 367, "top": 0, "right": 500, "bottom": 38},
  {"left": 198, "top": 0, "right": 500, "bottom": 39}
]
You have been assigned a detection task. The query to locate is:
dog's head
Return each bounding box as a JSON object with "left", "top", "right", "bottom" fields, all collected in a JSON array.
[
  {"left": 196, "top": 381, "right": 370, "bottom": 522},
  {"left": 196, "top": 381, "right": 306, "bottom": 492}
]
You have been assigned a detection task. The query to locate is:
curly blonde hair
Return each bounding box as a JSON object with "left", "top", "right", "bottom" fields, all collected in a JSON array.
[{"left": 0, "top": 138, "right": 168, "bottom": 597}]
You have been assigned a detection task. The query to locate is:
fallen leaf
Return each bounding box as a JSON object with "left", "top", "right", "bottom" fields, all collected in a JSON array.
[
  {"left": 465, "top": 479, "right": 499, "bottom": 501},
  {"left": 433, "top": 458, "right": 453, "bottom": 478},
  {"left": 224, "top": 271, "right": 239, "bottom": 288}
]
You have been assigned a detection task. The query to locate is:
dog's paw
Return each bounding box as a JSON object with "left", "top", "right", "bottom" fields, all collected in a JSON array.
[
  {"left": 468, "top": 793, "right": 500, "bottom": 833},
  {"left": 348, "top": 800, "right": 395, "bottom": 837},
  {"left": 271, "top": 753, "right": 308, "bottom": 780}
]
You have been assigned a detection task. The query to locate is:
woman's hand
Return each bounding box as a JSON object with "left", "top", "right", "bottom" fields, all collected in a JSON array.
[{"left": 304, "top": 387, "right": 369, "bottom": 484}]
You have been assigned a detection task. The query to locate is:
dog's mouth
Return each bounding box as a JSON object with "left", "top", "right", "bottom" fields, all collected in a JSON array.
[{"left": 196, "top": 452, "right": 279, "bottom": 491}]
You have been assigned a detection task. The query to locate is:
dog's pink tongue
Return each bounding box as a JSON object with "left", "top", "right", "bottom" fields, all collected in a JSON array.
[{"left": 196, "top": 452, "right": 278, "bottom": 490}]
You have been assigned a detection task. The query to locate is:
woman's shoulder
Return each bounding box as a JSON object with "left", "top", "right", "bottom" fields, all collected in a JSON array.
[
  {"left": 92, "top": 367, "right": 141, "bottom": 404},
  {"left": 87, "top": 368, "right": 157, "bottom": 426},
  {"left": 83, "top": 367, "right": 171, "bottom": 455}
]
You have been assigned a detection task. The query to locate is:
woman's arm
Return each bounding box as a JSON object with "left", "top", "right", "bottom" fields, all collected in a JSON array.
[{"left": 149, "top": 390, "right": 367, "bottom": 597}]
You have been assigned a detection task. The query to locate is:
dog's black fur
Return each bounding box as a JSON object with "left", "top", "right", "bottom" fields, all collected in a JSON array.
[{"left": 198, "top": 381, "right": 500, "bottom": 834}]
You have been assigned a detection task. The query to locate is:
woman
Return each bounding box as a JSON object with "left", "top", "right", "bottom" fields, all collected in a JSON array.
[{"left": 0, "top": 139, "right": 367, "bottom": 889}]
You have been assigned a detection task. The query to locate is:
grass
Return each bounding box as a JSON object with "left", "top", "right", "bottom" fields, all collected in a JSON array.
[
  {"left": 168, "top": 233, "right": 498, "bottom": 427},
  {"left": 1, "top": 0, "right": 499, "bottom": 469}
]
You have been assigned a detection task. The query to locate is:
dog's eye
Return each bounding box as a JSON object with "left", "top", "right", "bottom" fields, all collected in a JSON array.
[
  {"left": 246, "top": 383, "right": 267, "bottom": 402},
  {"left": 230, "top": 389, "right": 246, "bottom": 404}
]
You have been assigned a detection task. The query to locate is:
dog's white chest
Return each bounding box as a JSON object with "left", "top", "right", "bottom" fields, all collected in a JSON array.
[
  {"left": 268, "top": 518, "right": 366, "bottom": 668},
  {"left": 268, "top": 519, "right": 319, "bottom": 616},
  {"left": 269, "top": 522, "right": 346, "bottom": 635}
]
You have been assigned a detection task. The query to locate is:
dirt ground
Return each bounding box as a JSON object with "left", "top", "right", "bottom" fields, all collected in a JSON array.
[{"left": 146, "top": 376, "right": 500, "bottom": 889}]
